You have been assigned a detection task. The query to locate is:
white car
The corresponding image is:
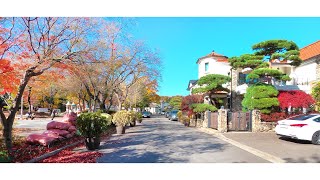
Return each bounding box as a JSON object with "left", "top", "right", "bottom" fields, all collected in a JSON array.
[{"left": 275, "top": 114, "right": 320, "bottom": 145}]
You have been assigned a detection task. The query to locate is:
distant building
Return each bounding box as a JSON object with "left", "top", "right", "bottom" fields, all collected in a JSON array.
[{"left": 145, "top": 103, "right": 160, "bottom": 114}]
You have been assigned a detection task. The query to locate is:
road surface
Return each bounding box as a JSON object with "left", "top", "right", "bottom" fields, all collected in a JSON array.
[{"left": 97, "top": 116, "right": 268, "bottom": 163}]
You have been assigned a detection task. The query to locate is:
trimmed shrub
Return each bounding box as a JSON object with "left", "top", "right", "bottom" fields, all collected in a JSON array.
[
  {"left": 76, "top": 112, "right": 111, "bottom": 138},
  {"left": 112, "top": 110, "right": 130, "bottom": 127}
]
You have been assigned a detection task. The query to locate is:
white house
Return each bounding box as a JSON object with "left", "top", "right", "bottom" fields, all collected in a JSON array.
[
  {"left": 187, "top": 50, "right": 232, "bottom": 108},
  {"left": 196, "top": 50, "right": 231, "bottom": 79}
]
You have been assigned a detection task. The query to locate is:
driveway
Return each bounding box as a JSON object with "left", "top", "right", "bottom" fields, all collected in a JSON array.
[
  {"left": 97, "top": 116, "right": 268, "bottom": 163},
  {"left": 224, "top": 132, "right": 320, "bottom": 163}
]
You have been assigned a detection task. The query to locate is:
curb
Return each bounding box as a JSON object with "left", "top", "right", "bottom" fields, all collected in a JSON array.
[
  {"left": 24, "top": 141, "right": 83, "bottom": 163},
  {"left": 198, "top": 128, "right": 286, "bottom": 163}
]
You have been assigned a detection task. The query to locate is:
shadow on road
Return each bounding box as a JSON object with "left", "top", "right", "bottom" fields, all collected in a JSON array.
[
  {"left": 97, "top": 119, "right": 228, "bottom": 163},
  {"left": 278, "top": 137, "right": 311, "bottom": 144}
]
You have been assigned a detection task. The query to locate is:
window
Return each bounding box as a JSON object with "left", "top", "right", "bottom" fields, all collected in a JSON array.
[
  {"left": 288, "top": 115, "right": 317, "bottom": 120},
  {"left": 205, "top": 62, "right": 209, "bottom": 72},
  {"left": 238, "top": 73, "right": 247, "bottom": 85},
  {"left": 238, "top": 72, "right": 259, "bottom": 85},
  {"left": 313, "top": 117, "right": 320, "bottom": 123}
]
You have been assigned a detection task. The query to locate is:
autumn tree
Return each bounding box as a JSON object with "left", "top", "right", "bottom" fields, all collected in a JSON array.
[
  {"left": 278, "top": 90, "right": 315, "bottom": 111},
  {"left": 0, "top": 17, "right": 93, "bottom": 152},
  {"left": 65, "top": 20, "right": 162, "bottom": 112},
  {"left": 169, "top": 96, "right": 183, "bottom": 110}
]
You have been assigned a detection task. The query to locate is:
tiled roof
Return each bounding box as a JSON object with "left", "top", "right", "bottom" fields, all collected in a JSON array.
[
  {"left": 300, "top": 40, "right": 320, "bottom": 61},
  {"left": 196, "top": 51, "right": 228, "bottom": 64},
  {"left": 187, "top": 80, "right": 198, "bottom": 90}
]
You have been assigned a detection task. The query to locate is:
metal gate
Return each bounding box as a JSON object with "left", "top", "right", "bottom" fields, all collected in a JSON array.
[
  {"left": 227, "top": 111, "right": 252, "bottom": 131},
  {"left": 207, "top": 111, "right": 218, "bottom": 130}
]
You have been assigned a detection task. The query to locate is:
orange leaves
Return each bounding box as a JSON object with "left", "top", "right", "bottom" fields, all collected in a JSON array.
[{"left": 0, "top": 59, "right": 19, "bottom": 94}]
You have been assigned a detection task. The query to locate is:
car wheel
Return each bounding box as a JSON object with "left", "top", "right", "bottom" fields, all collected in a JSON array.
[{"left": 311, "top": 131, "right": 320, "bottom": 145}]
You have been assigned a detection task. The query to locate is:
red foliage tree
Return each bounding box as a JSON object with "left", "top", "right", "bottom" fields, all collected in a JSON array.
[
  {"left": 278, "top": 90, "right": 315, "bottom": 109},
  {"left": 181, "top": 94, "right": 204, "bottom": 116}
]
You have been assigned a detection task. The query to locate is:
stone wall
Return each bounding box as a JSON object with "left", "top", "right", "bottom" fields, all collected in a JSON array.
[
  {"left": 196, "top": 119, "right": 204, "bottom": 128},
  {"left": 203, "top": 111, "right": 209, "bottom": 128},
  {"left": 251, "top": 110, "right": 261, "bottom": 132},
  {"left": 252, "top": 110, "right": 276, "bottom": 132},
  {"left": 259, "top": 122, "right": 277, "bottom": 132},
  {"left": 190, "top": 119, "right": 196, "bottom": 127},
  {"left": 217, "top": 109, "right": 228, "bottom": 132}
]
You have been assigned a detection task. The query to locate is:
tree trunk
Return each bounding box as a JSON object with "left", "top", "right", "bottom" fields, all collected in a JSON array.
[
  {"left": 1, "top": 72, "right": 30, "bottom": 153},
  {"left": 27, "top": 87, "right": 32, "bottom": 114},
  {"left": 3, "top": 123, "right": 13, "bottom": 153}
]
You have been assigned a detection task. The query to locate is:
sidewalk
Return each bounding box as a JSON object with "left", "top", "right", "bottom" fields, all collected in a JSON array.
[{"left": 199, "top": 128, "right": 320, "bottom": 163}]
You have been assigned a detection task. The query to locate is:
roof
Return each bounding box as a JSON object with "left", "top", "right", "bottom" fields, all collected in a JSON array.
[
  {"left": 196, "top": 51, "right": 228, "bottom": 64},
  {"left": 300, "top": 40, "right": 320, "bottom": 61},
  {"left": 187, "top": 80, "right": 198, "bottom": 90}
]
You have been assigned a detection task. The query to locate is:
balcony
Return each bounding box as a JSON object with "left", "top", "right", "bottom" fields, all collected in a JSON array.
[{"left": 235, "top": 77, "right": 312, "bottom": 95}]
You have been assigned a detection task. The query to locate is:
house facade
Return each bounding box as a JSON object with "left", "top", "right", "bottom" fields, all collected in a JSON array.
[
  {"left": 232, "top": 40, "right": 320, "bottom": 111},
  {"left": 187, "top": 50, "right": 232, "bottom": 108},
  {"left": 189, "top": 40, "right": 320, "bottom": 112}
]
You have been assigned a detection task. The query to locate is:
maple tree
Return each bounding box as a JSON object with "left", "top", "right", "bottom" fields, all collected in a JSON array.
[
  {"left": 181, "top": 94, "right": 204, "bottom": 112},
  {"left": 0, "top": 17, "right": 93, "bottom": 153},
  {"left": 278, "top": 90, "right": 315, "bottom": 109}
]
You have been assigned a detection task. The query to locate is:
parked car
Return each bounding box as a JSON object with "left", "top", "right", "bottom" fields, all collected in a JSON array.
[
  {"left": 275, "top": 114, "right": 320, "bottom": 145},
  {"left": 165, "top": 111, "right": 170, "bottom": 118},
  {"left": 169, "top": 110, "right": 179, "bottom": 121},
  {"left": 36, "top": 108, "right": 50, "bottom": 113},
  {"left": 142, "top": 111, "right": 151, "bottom": 118},
  {"left": 160, "top": 111, "right": 165, "bottom": 115}
]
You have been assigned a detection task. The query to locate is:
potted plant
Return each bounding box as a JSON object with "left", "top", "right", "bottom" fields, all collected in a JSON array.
[
  {"left": 128, "top": 111, "right": 136, "bottom": 127},
  {"left": 77, "top": 112, "right": 111, "bottom": 150},
  {"left": 136, "top": 112, "right": 143, "bottom": 123},
  {"left": 182, "top": 116, "right": 190, "bottom": 127},
  {"left": 177, "top": 111, "right": 183, "bottom": 123},
  {"left": 112, "top": 110, "right": 130, "bottom": 134}
]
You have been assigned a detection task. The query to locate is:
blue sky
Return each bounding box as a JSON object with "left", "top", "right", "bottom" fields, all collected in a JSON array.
[{"left": 131, "top": 17, "right": 320, "bottom": 96}]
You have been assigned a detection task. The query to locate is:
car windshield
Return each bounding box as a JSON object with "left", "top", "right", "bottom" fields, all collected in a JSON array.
[
  {"left": 171, "top": 111, "right": 178, "bottom": 114},
  {"left": 288, "top": 114, "right": 318, "bottom": 120}
]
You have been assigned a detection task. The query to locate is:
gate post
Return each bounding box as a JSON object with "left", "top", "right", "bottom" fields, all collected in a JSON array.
[
  {"left": 217, "top": 109, "right": 228, "bottom": 133},
  {"left": 203, "top": 111, "right": 209, "bottom": 128},
  {"left": 251, "top": 110, "right": 261, "bottom": 132},
  {"left": 207, "top": 111, "right": 211, "bottom": 128}
]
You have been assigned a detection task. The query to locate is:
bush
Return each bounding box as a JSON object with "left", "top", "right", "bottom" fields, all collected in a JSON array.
[
  {"left": 76, "top": 112, "right": 111, "bottom": 138},
  {"left": 100, "top": 113, "right": 112, "bottom": 125},
  {"left": 191, "top": 103, "right": 217, "bottom": 113},
  {"left": 136, "top": 112, "right": 143, "bottom": 123},
  {"left": 0, "top": 150, "right": 11, "bottom": 163},
  {"left": 261, "top": 111, "right": 319, "bottom": 122},
  {"left": 177, "top": 111, "right": 183, "bottom": 121},
  {"left": 112, "top": 110, "right": 130, "bottom": 127},
  {"left": 261, "top": 112, "right": 287, "bottom": 122},
  {"left": 181, "top": 115, "right": 190, "bottom": 125},
  {"left": 242, "top": 83, "right": 279, "bottom": 114},
  {"left": 128, "top": 111, "right": 137, "bottom": 123}
]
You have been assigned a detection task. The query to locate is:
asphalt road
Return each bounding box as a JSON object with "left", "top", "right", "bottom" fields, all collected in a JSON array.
[
  {"left": 97, "top": 116, "right": 268, "bottom": 163},
  {"left": 224, "top": 132, "right": 320, "bottom": 163}
]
